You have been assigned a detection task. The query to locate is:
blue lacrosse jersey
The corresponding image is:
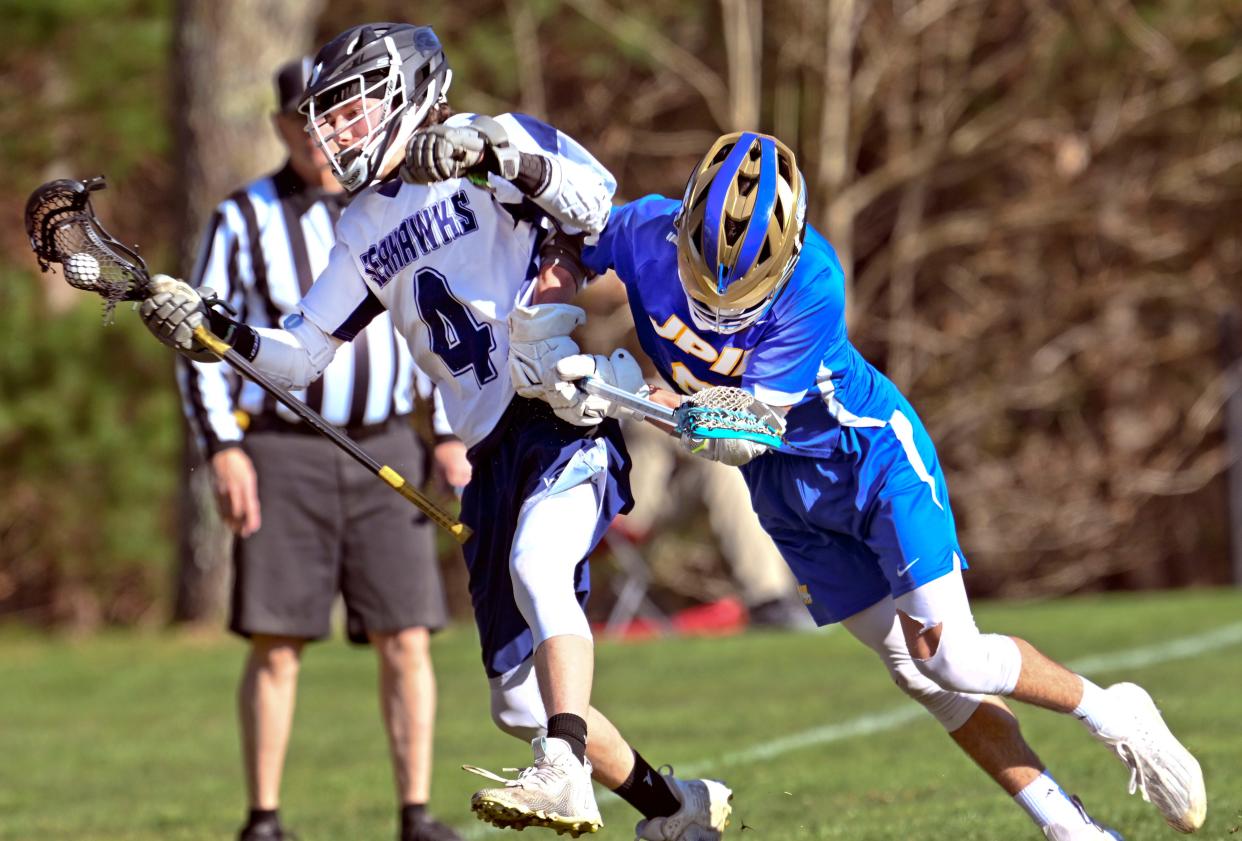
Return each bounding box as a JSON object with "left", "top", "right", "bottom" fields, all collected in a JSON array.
[
  {"left": 586, "top": 195, "right": 970, "bottom": 623},
  {"left": 584, "top": 195, "right": 903, "bottom": 457}
]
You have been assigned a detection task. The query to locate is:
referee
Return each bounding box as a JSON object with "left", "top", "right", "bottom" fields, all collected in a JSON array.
[{"left": 178, "top": 58, "right": 467, "bottom": 841}]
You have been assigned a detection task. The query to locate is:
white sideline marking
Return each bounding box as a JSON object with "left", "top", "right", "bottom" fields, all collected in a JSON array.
[{"left": 462, "top": 621, "right": 1242, "bottom": 838}]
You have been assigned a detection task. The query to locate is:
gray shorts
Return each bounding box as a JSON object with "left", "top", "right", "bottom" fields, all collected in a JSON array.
[{"left": 229, "top": 418, "right": 448, "bottom": 644}]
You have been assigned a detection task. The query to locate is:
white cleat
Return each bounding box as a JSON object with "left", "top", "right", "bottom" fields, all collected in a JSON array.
[
  {"left": 1093, "top": 682, "right": 1206, "bottom": 833},
  {"left": 634, "top": 771, "right": 733, "bottom": 841},
  {"left": 1044, "top": 824, "right": 1124, "bottom": 841},
  {"left": 1043, "top": 795, "right": 1124, "bottom": 841},
  {"left": 465, "top": 737, "right": 602, "bottom": 837}
]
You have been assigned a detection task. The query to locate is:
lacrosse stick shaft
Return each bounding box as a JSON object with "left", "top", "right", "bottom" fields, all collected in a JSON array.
[
  {"left": 579, "top": 377, "right": 676, "bottom": 426},
  {"left": 192, "top": 325, "right": 471, "bottom": 544}
]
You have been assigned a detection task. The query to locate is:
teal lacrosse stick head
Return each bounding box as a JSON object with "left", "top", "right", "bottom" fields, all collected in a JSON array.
[{"left": 673, "top": 386, "right": 785, "bottom": 448}]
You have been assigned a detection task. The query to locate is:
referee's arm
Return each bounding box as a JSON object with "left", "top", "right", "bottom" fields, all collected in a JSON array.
[
  {"left": 180, "top": 204, "right": 247, "bottom": 457},
  {"left": 176, "top": 202, "right": 262, "bottom": 537}
]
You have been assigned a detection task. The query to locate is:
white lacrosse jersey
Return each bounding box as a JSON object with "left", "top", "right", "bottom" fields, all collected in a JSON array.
[{"left": 297, "top": 112, "right": 616, "bottom": 446}]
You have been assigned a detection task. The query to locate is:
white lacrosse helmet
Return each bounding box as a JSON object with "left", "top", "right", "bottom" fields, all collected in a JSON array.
[{"left": 299, "top": 23, "right": 452, "bottom": 193}]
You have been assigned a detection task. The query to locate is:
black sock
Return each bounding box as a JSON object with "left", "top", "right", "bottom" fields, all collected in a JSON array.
[
  {"left": 401, "top": 802, "right": 427, "bottom": 829},
  {"left": 612, "top": 750, "right": 681, "bottom": 819},
  {"left": 547, "top": 712, "right": 589, "bottom": 763},
  {"left": 245, "top": 808, "right": 279, "bottom": 829}
]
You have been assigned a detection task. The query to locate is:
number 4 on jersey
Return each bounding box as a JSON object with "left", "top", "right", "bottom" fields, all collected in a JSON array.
[{"left": 413, "top": 267, "right": 498, "bottom": 386}]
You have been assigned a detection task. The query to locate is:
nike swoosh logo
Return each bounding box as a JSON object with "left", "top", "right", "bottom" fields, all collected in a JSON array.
[{"left": 896, "top": 558, "right": 920, "bottom": 577}]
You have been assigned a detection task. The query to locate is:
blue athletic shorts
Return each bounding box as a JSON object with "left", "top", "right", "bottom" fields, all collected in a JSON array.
[
  {"left": 461, "top": 397, "right": 632, "bottom": 678},
  {"left": 740, "top": 400, "right": 967, "bottom": 625}
]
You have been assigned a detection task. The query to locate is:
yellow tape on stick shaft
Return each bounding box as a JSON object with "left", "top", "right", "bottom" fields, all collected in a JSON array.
[{"left": 378, "top": 466, "right": 473, "bottom": 543}]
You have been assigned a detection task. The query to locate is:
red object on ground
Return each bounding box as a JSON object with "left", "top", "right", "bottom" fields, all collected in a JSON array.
[
  {"left": 592, "top": 597, "right": 748, "bottom": 640},
  {"left": 671, "top": 597, "right": 747, "bottom": 636}
]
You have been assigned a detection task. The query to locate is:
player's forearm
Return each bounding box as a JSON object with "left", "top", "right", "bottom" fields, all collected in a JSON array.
[
  {"left": 202, "top": 309, "right": 339, "bottom": 391},
  {"left": 249, "top": 317, "right": 340, "bottom": 390},
  {"left": 531, "top": 261, "right": 580, "bottom": 306}
]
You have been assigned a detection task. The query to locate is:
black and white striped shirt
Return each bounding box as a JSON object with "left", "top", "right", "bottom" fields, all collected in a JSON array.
[{"left": 179, "top": 163, "right": 434, "bottom": 455}]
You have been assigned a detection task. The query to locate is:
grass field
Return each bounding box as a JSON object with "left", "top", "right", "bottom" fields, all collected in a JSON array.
[{"left": 3, "top": 589, "right": 1241, "bottom": 841}]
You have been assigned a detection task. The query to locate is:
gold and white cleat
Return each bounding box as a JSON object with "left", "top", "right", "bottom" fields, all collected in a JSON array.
[{"left": 465, "top": 737, "right": 602, "bottom": 837}]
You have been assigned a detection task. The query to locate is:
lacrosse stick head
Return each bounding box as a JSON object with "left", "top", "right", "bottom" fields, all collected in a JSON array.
[
  {"left": 674, "top": 386, "right": 786, "bottom": 448},
  {"left": 25, "top": 176, "right": 151, "bottom": 321}
]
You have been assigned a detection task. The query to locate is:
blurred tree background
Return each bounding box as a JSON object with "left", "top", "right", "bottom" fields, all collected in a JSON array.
[{"left": 2, "top": 0, "right": 1240, "bottom": 629}]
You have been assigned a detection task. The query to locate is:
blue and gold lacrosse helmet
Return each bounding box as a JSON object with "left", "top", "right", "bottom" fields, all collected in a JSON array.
[{"left": 674, "top": 131, "right": 807, "bottom": 334}]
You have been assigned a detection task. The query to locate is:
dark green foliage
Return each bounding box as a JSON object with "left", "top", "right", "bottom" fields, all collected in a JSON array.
[{"left": 0, "top": 272, "right": 179, "bottom": 625}]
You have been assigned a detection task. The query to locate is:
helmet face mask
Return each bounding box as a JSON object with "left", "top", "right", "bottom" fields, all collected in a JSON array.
[
  {"left": 679, "top": 264, "right": 777, "bottom": 334},
  {"left": 675, "top": 131, "right": 808, "bottom": 334},
  {"left": 299, "top": 24, "right": 451, "bottom": 193},
  {"left": 305, "top": 70, "right": 401, "bottom": 190}
]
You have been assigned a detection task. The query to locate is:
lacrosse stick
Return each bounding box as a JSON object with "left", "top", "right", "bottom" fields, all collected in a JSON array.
[
  {"left": 579, "top": 378, "right": 785, "bottom": 447},
  {"left": 25, "top": 176, "right": 471, "bottom": 543}
]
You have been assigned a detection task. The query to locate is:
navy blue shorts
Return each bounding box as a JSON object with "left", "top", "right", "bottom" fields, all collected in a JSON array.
[
  {"left": 741, "top": 399, "right": 967, "bottom": 625},
  {"left": 461, "top": 397, "right": 632, "bottom": 678}
]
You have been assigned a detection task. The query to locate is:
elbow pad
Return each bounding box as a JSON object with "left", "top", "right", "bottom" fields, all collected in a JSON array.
[
  {"left": 528, "top": 157, "right": 612, "bottom": 235},
  {"left": 250, "top": 312, "right": 340, "bottom": 390}
]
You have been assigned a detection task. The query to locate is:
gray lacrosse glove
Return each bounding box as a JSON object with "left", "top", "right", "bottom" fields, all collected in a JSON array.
[
  {"left": 553, "top": 350, "right": 648, "bottom": 424},
  {"left": 680, "top": 392, "right": 786, "bottom": 466},
  {"left": 680, "top": 432, "right": 770, "bottom": 467},
  {"left": 507, "top": 303, "right": 586, "bottom": 399},
  {"left": 139, "top": 275, "right": 219, "bottom": 363},
  {"left": 400, "top": 116, "right": 521, "bottom": 184}
]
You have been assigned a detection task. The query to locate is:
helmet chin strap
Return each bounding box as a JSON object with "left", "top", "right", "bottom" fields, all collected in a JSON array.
[{"left": 340, "top": 154, "right": 369, "bottom": 192}]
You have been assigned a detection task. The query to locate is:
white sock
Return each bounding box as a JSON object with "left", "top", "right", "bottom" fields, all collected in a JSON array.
[
  {"left": 1072, "top": 677, "right": 1116, "bottom": 736},
  {"left": 1014, "top": 772, "right": 1091, "bottom": 830}
]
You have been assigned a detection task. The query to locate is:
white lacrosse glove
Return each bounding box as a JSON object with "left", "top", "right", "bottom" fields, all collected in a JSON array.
[
  {"left": 139, "top": 275, "right": 218, "bottom": 363},
  {"left": 553, "top": 350, "right": 649, "bottom": 425},
  {"left": 506, "top": 303, "right": 586, "bottom": 398}
]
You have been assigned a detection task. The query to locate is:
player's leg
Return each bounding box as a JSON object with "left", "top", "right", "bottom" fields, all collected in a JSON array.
[
  {"left": 474, "top": 480, "right": 629, "bottom": 834},
  {"left": 487, "top": 657, "right": 734, "bottom": 840},
  {"left": 862, "top": 404, "right": 1202, "bottom": 833},
  {"left": 230, "top": 431, "right": 343, "bottom": 841},
  {"left": 895, "top": 569, "right": 1205, "bottom": 834},
  {"left": 459, "top": 402, "right": 622, "bottom": 835},
  {"left": 825, "top": 413, "right": 1115, "bottom": 838},
  {"left": 766, "top": 508, "right": 1083, "bottom": 832},
  {"left": 841, "top": 594, "right": 1120, "bottom": 839},
  {"left": 512, "top": 482, "right": 599, "bottom": 722},
  {"left": 463, "top": 400, "right": 730, "bottom": 838},
  {"left": 339, "top": 421, "right": 459, "bottom": 841}
]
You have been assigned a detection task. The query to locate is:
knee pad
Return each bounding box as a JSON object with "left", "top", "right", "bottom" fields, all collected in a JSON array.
[
  {"left": 509, "top": 483, "right": 598, "bottom": 648},
  {"left": 489, "top": 660, "right": 548, "bottom": 742},
  {"left": 913, "top": 621, "right": 1022, "bottom": 697},
  {"left": 843, "top": 598, "right": 981, "bottom": 732},
  {"left": 884, "top": 649, "right": 982, "bottom": 732}
]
